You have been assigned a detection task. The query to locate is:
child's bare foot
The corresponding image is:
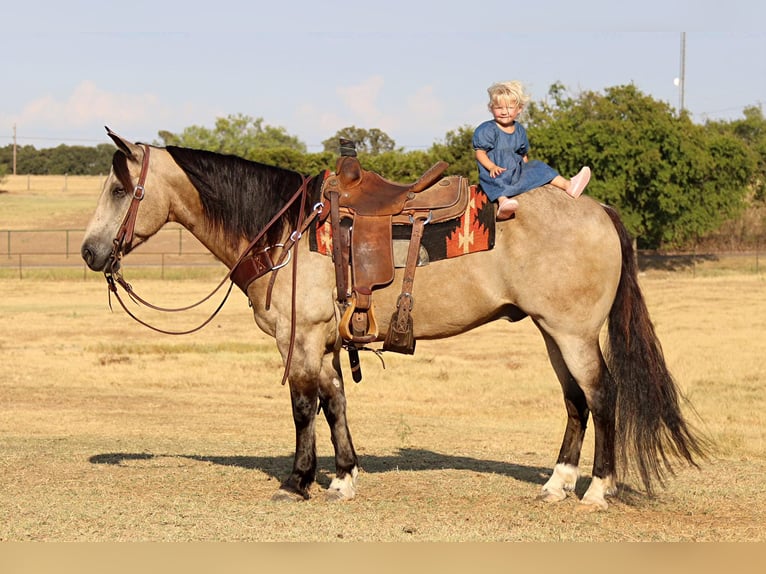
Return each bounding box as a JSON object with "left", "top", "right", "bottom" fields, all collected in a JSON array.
[
  {"left": 567, "top": 166, "right": 591, "bottom": 198},
  {"left": 496, "top": 197, "right": 519, "bottom": 220}
]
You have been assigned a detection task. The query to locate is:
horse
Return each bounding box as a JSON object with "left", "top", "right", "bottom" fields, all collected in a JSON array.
[{"left": 80, "top": 129, "right": 707, "bottom": 510}]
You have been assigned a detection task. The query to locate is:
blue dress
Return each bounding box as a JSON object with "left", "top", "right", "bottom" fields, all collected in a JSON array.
[{"left": 472, "top": 120, "right": 558, "bottom": 201}]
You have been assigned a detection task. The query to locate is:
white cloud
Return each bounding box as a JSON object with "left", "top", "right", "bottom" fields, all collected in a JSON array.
[
  {"left": 290, "top": 77, "right": 457, "bottom": 149},
  {"left": 406, "top": 85, "right": 445, "bottom": 122},
  {"left": 293, "top": 76, "right": 398, "bottom": 146},
  {"left": 336, "top": 75, "right": 386, "bottom": 119},
  {"left": 334, "top": 76, "right": 403, "bottom": 135},
  {"left": 9, "top": 81, "right": 160, "bottom": 129},
  {"left": 1, "top": 81, "right": 220, "bottom": 144}
]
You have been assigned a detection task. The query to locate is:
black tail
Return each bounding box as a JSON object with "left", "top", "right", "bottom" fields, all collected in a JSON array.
[{"left": 602, "top": 205, "right": 709, "bottom": 494}]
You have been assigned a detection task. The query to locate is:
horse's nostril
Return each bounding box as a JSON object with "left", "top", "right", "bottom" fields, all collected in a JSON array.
[{"left": 81, "top": 245, "right": 93, "bottom": 266}]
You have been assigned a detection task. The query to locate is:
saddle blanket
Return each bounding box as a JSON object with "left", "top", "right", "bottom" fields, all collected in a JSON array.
[{"left": 309, "top": 184, "right": 496, "bottom": 267}]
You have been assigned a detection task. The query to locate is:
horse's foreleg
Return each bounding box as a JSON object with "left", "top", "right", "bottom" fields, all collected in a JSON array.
[
  {"left": 318, "top": 352, "right": 359, "bottom": 501},
  {"left": 274, "top": 380, "right": 319, "bottom": 501}
]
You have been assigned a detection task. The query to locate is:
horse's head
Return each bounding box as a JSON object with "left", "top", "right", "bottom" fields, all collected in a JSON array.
[{"left": 81, "top": 128, "right": 171, "bottom": 272}]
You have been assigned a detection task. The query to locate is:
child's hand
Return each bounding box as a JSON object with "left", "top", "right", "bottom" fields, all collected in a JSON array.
[{"left": 489, "top": 165, "right": 506, "bottom": 178}]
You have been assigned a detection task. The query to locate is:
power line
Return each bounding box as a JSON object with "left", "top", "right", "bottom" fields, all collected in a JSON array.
[{"left": 3, "top": 136, "right": 104, "bottom": 144}]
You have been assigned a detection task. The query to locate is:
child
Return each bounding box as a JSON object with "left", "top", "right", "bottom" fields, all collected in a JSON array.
[{"left": 473, "top": 80, "right": 591, "bottom": 220}]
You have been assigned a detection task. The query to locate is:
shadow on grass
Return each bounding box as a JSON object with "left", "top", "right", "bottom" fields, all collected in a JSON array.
[
  {"left": 89, "top": 450, "right": 649, "bottom": 504},
  {"left": 638, "top": 252, "right": 719, "bottom": 272},
  {"left": 89, "top": 448, "right": 552, "bottom": 487}
]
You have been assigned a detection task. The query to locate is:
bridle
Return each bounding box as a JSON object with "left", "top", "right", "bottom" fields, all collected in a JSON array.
[
  {"left": 108, "top": 144, "right": 151, "bottom": 274},
  {"left": 104, "top": 144, "right": 323, "bottom": 383}
]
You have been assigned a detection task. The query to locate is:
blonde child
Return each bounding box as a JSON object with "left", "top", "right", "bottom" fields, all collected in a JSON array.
[{"left": 473, "top": 81, "right": 591, "bottom": 220}]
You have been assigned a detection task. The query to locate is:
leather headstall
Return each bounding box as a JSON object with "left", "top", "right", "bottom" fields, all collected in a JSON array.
[
  {"left": 108, "top": 144, "right": 151, "bottom": 274},
  {"left": 103, "top": 149, "right": 322, "bottom": 350}
]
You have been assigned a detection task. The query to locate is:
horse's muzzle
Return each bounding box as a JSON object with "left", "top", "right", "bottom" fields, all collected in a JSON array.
[{"left": 81, "top": 242, "right": 110, "bottom": 272}]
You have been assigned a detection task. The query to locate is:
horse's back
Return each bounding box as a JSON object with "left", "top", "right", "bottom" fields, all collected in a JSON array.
[{"left": 373, "top": 186, "right": 623, "bottom": 339}]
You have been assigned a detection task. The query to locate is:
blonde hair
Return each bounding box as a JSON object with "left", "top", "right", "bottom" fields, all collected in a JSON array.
[{"left": 487, "top": 81, "right": 531, "bottom": 110}]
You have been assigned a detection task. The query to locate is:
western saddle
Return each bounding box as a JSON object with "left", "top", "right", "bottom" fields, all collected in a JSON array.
[{"left": 321, "top": 140, "right": 470, "bottom": 357}]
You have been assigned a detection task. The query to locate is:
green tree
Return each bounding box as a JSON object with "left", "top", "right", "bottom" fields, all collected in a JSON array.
[
  {"left": 322, "top": 126, "right": 397, "bottom": 155},
  {"left": 428, "top": 125, "right": 478, "bottom": 183},
  {"left": 157, "top": 114, "right": 307, "bottom": 158},
  {"left": 527, "top": 84, "right": 755, "bottom": 248},
  {"left": 250, "top": 147, "right": 335, "bottom": 175},
  {"left": 7, "top": 145, "right": 40, "bottom": 174},
  {"left": 706, "top": 105, "right": 766, "bottom": 201},
  {"left": 0, "top": 143, "right": 114, "bottom": 175},
  {"left": 360, "top": 149, "right": 435, "bottom": 183}
]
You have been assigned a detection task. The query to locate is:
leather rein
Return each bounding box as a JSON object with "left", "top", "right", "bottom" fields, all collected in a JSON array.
[{"left": 105, "top": 144, "right": 322, "bottom": 383}]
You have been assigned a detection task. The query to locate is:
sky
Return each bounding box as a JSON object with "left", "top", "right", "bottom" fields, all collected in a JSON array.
[{"left": 2, "top": 0, "right": 765, "bottom": 152}]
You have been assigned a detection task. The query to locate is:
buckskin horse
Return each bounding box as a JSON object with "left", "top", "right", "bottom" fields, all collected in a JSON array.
[{"left": 80, "top": 129, "right": 706, "bottom": 510}]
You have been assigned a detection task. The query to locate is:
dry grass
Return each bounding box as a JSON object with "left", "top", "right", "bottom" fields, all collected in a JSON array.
[
  {"left": 0, "top": 274, "right": 764, "bottom": 541},
  {"left": 1, "top": 175, "right": 765, "bottom": 542},
  {"left": 0, "top": 175, "right": 104, "bottom": 230}
]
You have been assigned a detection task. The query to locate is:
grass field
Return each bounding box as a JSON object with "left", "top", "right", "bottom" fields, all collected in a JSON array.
[
  {"left": 0, "top": 275, "right": 764, "bottom": 541},
  {"left": 0, "top": 175, "right": 105, "bottom": 230},
  {"left": 1, "top": 176, "right": 765, "bottom": 541}
]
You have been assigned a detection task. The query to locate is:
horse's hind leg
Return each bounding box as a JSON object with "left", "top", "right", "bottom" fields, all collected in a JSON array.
[
  {"left": 538, "top": 330, "right": 588, "bottom": 503},
  {"left": 318, "top": 351, "right": 359, "bottom": 501},
  {"left": 538, "top": 327, "right": 617, "bottom": 509}
]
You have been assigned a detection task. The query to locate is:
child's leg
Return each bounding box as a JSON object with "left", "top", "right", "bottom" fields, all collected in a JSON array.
[
  {"left": 551, "top": 175, "right": 569, "bottom": 190},
  {"left": 550, "top": 168, "right": 591, "bottom": 198}
]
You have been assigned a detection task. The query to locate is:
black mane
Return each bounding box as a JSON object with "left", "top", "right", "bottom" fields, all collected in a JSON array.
[{"left": 165, "top": 146, "right": 321, "bottom": 248}]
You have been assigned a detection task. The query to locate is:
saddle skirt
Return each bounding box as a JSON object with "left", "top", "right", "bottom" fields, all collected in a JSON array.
[{"left": 313, "top": 178, "right": 495, "bottom": 266}]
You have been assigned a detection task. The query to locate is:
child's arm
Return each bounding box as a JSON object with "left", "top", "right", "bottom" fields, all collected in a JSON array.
[{"left": 475, "top": 149, "right": 506, "bottom": 178}]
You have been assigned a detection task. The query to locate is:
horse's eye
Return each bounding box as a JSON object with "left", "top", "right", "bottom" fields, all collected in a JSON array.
[{"left": 112, "top": 186, "right": 127, "bottom": 199}]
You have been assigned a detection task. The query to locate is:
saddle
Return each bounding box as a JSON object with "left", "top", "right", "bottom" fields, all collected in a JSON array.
[{"left": 321, "top": 141, "right": 470, "bottom": 355}]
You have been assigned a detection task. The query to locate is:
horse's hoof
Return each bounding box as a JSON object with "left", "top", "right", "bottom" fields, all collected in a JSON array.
[
  {"left": 271, "top": 489, "right": 308, "bottom": 502},
  {"left": 579, "top": 475, "right": 615, "bottom": 510},
  {"left": 326, "top": 468, "right": 359, "bottom": 501},
  {"left": 537, "top": 488, "right": 568, "bottom": 503},
  {"left": 540, "top": 463, "right": 578, "bottom": 501},
  {"left": 578, "top": 495, "right": 608, "bottom": 511},
  {"left": 325, "top": 489, "right": 347, "bottom": 502}
]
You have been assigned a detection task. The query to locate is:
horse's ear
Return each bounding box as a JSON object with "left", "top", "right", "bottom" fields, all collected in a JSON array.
[{"left": 105, "top": 126, "right": 141, "bottom": 159}]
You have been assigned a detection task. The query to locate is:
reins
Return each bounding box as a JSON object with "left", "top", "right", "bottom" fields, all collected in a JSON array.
[{"left": 104, "top": 145, "right": 322, "bottom": 363}]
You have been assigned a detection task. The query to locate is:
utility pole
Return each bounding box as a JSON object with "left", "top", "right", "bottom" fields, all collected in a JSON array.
[
  {"left": 13, "top": 123, "right": 17, "bottom": 175},
  {"left": 679, "top": 32, "right": 686, "bottom": 114}
]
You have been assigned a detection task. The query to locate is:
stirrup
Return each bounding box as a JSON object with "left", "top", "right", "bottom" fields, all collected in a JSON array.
[{"left": 339, "top": 293, "right": 379, "bottom": 343}]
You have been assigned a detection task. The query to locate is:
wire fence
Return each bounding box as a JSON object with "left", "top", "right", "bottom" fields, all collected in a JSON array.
[
  {"left": 0, "top": 227, "right": 763, "bottom": 280},
  {"left": 0, "top": 227, "right": 227, "bottom": 280}
]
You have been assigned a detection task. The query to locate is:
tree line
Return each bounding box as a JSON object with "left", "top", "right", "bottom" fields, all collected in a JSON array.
[{"left": 2, "top": 84, "right": 764, "bottom": 249}]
